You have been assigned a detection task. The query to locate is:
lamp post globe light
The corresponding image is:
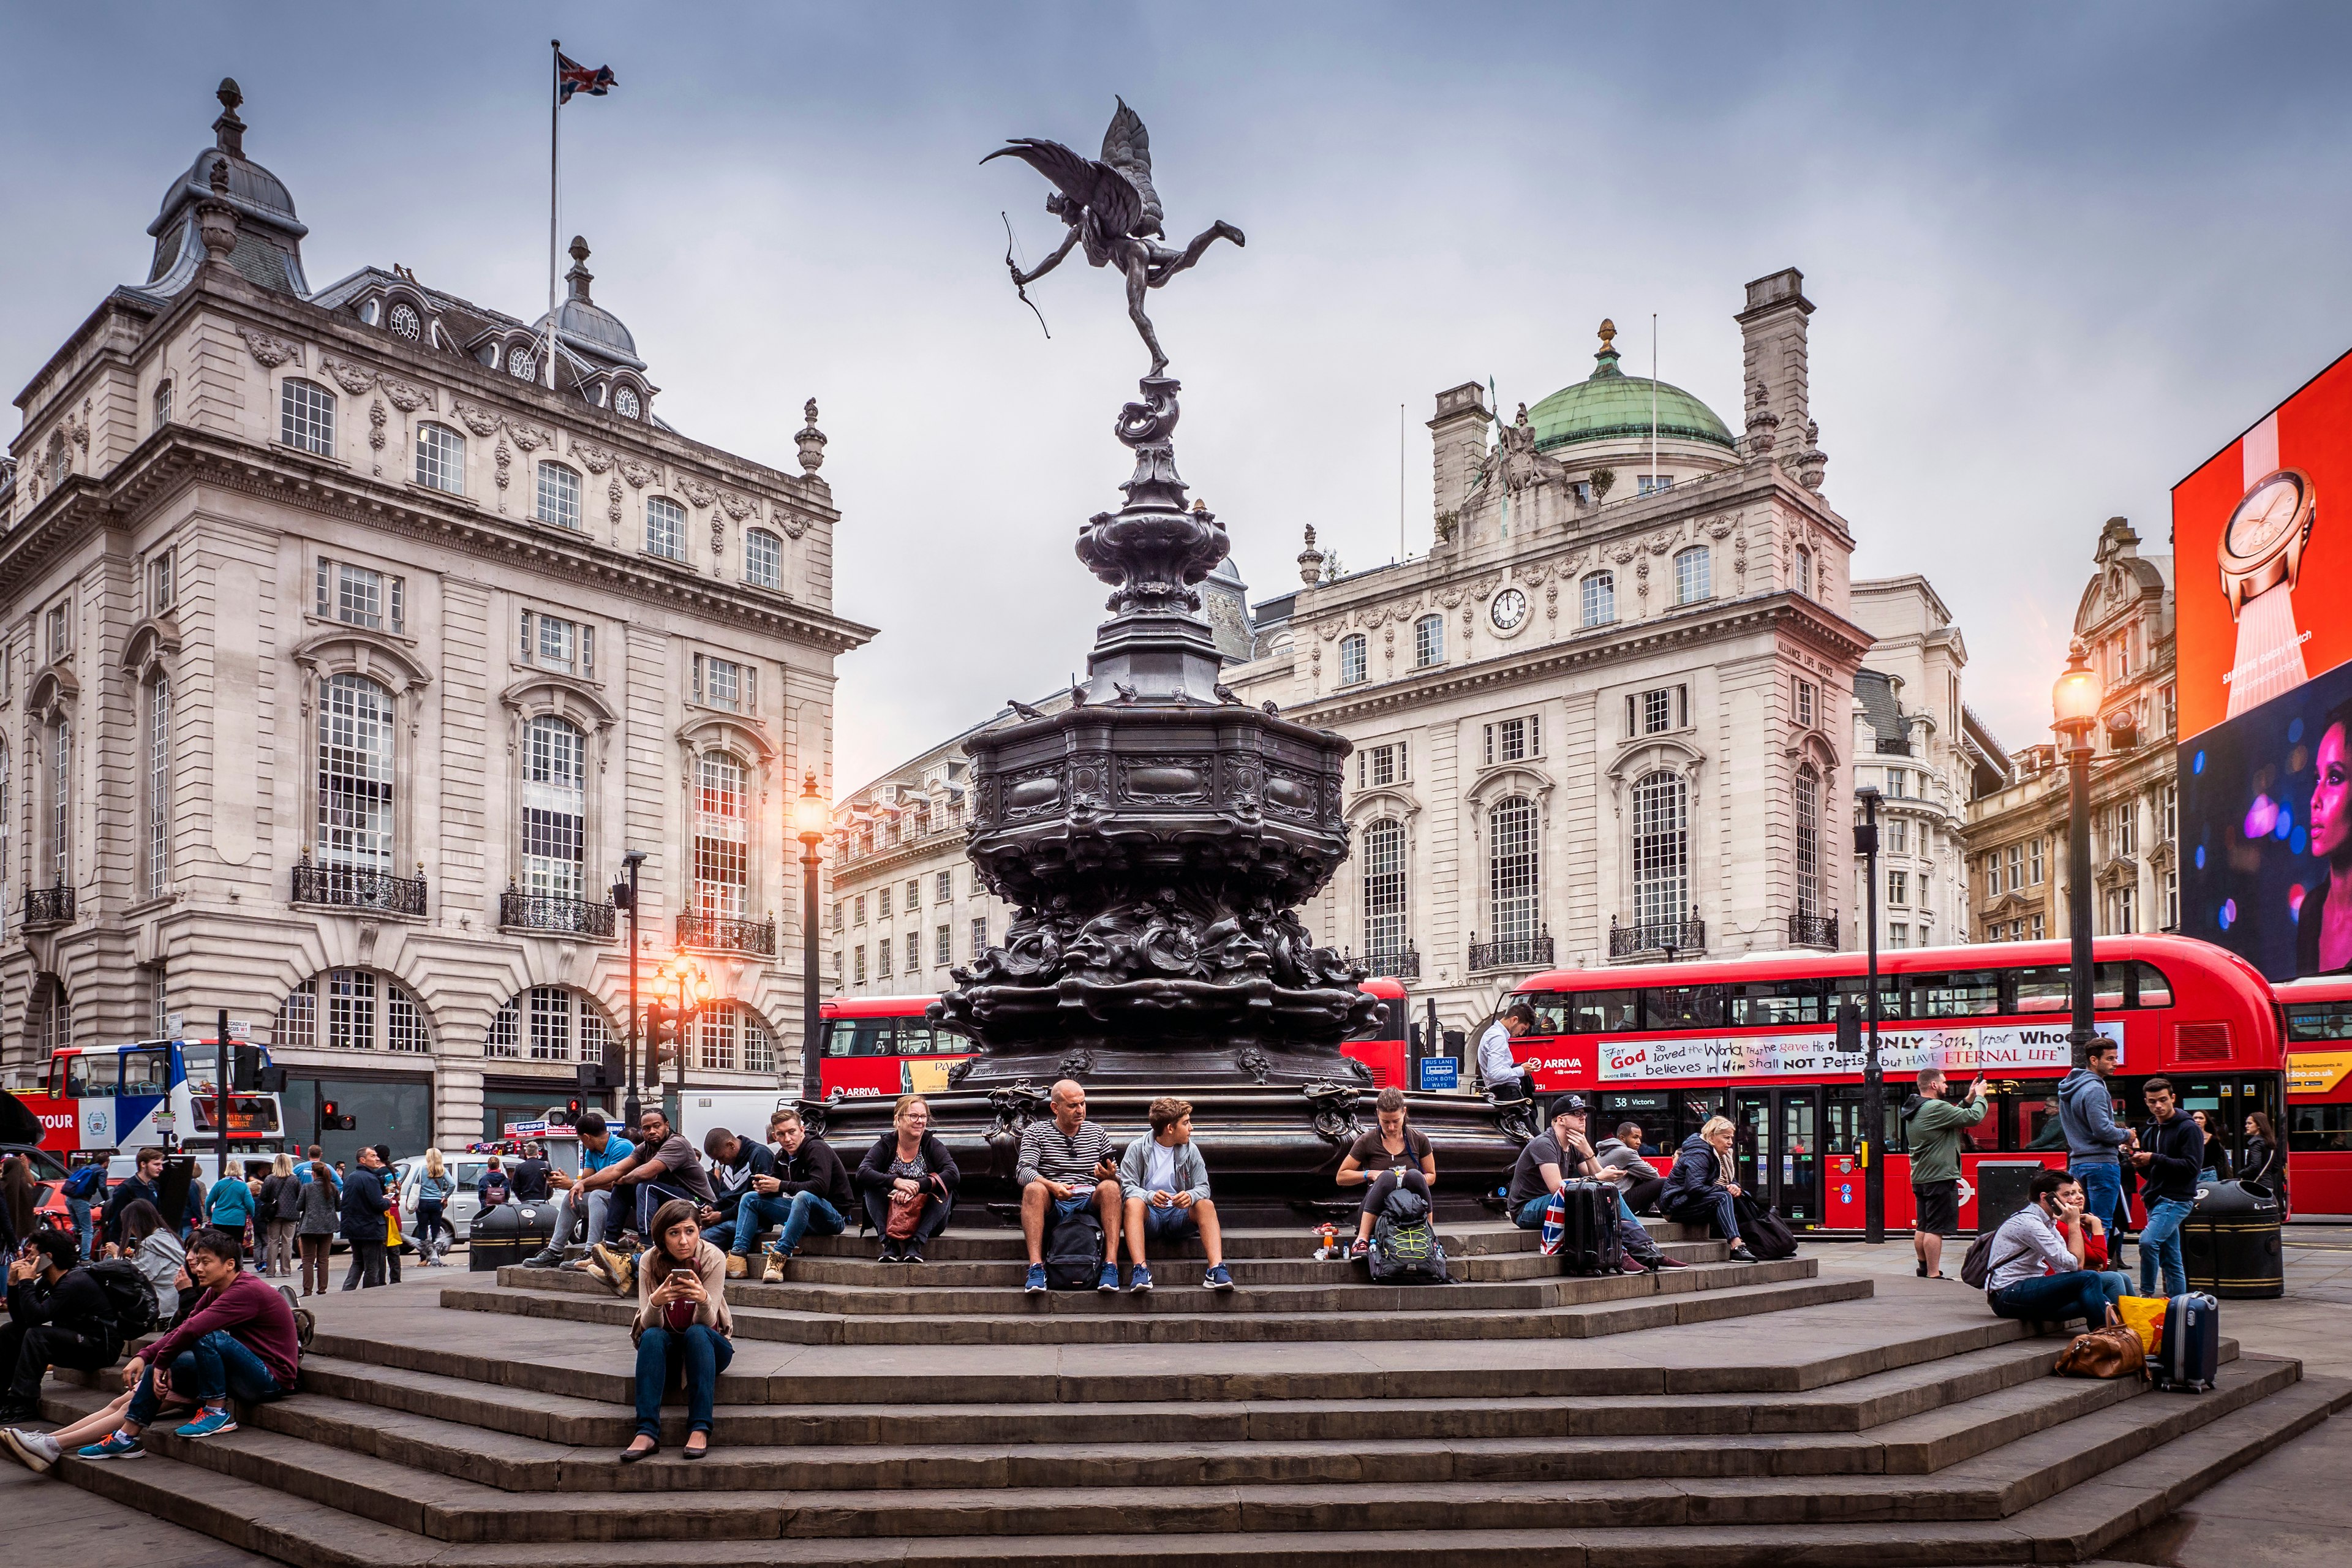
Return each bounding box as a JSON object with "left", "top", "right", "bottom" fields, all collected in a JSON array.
[
  {"left": 794, "top": 772, "right": 829, "bottom": 1102},
  {"left": 2052, "top": 638, "right": 2105, "bottom": 1070},
  {"left": 1853, "top": 783, "right": 1885, "bottom": 1245}
]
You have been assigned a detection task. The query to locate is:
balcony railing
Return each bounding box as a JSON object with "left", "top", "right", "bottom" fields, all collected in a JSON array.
[
  {"left": 292, "top": 856, "right": 428, "bottom": 916},
  {"left": 1359, "top": 946, "right": 1421, "bottom": 980},
  {"left": 21, "top": 884, "right": 72, "bottom": 929},
  {"left": 678, "top": 910, "right": 777, "bottom": 956},
  {"left": 1789, "top": 910, "right": 1840, "bottom": 949},
  {"left": 1467, "top": 933, "right": 1553, "bottom": 972},
  {"left": 1874, "top": 737, "right": 1915, "bottom": 756},
  {"left": 1609, "top": 914, "right": 1707, "bottom": 960},
  {"left": 500, "top": 886, "right": 617, "bottom": 938}
]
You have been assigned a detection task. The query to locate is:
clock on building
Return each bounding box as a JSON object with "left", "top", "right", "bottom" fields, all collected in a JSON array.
[{"left": 1490, "top": 587, "right": 1528, "bottom": 631}]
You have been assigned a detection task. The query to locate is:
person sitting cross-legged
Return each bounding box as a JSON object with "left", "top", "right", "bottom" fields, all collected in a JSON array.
[
  {"left": 585, "top": 1107, "right": 718, "bottom": 1295},
  {"left": 1018, "top": 1079, "right": 1121, "bottom": 1294},
  {"left": 1117, "top": 1097, "right": 1232, "bottom": 1294},
  {"left": 1506, "top": 1094, "right": 1683, "bottom": 1274}
]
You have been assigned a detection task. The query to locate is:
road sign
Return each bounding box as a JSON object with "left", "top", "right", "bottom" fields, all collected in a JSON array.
[{"left": 1417, "top": 1057, "right": 1458, "bottom": 1091}]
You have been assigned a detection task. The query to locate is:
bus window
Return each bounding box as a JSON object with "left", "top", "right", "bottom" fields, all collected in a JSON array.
[
  {"left": 2014, "top": 968, "right": 2069, "bottom": 1014},
  {"left": 1523, "top": 991, "right": 1572, "bottom": 1035},
  {"left": 64, "top": 1054, "right": 116, "bottom": 1098},
  {"left": 1646, "top": 986, "right": 1724, "bottom": 1031},
  {"left": 1826, "top": 1088, "right": 1900, "bottom": 1156},
  {"left": 1675, "top": 1088, "right": 1730, "bottom": 1147},
  {"left": 2134, "top": 963, "right": 2173, "bottom": 1008},
  {"left": 2284, "top": 1002, "right": 2352, "bottom": 1042},
  {"left": 121, "top": 1050, "right": 170, "bottom": 1096},
  {"left": 2288, "top": 1105, "right": 2352, "bottom": 1152},
  {"left": 896, "top": 1022, "right": 935, "bottom": 1056},
  {"left": 2013, "top": 963, "right": 2136, "bottom": 1011},
  {"left": 1908, "top": 971, "right": 2001, "bottom": 1019},
  {"left": 1831, "top": 973, "right": 1904, "bottom": 1020},
  {"left": 823, "top": 1019, "right": 897, "bottom": 1057},
  {"left": 1957, "top": 1101, "right": 2003, "bottom": 1153},
  {"left": 1727, "top": 979, "right": 1825, "bottom": 1027},
  {"left": 2017, "top": 1080, "right": 2067, "bottom": 1150},
  {"left": 1567, "top": 993, "right": 1639, "bottom": 1033}
]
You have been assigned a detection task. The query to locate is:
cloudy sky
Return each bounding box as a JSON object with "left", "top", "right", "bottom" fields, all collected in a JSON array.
[{"left": 6, "top": 2, "right": 2349, "bottom": 790}]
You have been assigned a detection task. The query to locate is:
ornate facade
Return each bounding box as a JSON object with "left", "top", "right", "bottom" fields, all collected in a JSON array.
[
  {"left": 1966, "top": 518, "right": 2179, "bottom": 943},
  {"left": 0, "top": 82, "right": 872, "bottom": 1152}
]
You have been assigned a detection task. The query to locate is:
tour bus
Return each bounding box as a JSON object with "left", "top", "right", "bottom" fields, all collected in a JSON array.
[
  {"left": 21, "top": 1036, "right": 288, "bottom": 1159},
  {"left": 1504, "top": 934, "right": 2283, "bottom": 1233},
  {"left": 2278, "top": 976, "right": 2352, "bottom": 1216},
  {"left": 818, "top": 976, "right": 1419, "bottom": 1098}
]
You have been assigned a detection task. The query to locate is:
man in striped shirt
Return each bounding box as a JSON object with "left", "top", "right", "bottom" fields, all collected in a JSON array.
[{"left": 1017, "top": 1079, "right": 1122, "bottom": 1294}]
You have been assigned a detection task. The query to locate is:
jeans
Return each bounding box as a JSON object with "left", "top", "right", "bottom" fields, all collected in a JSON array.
[
  {"left": 414, "top": 1201, "right": 447, "bottom": 1257},
  {"left": 545, "top": 1188, "right": 610, "bottom": 1253},
  {"left": 2071, "top": 1161, "right": 2130, "bottom": 1266},
  {"left": 737, "top": 1191, "right": 846, "bottom": 1256},
  {"left": 861, "top": 1185, "right": 952, "bottom": 1242},
  {"left": 2138, "top": 1196, "right": 2195, "bottom": 1297},
  {"left": 633, "top": 1181, "right": 706, "bottom": 1238},
  {"left": 66, "top": 1199, "right": 96, "bottom": 1262},
  {"left": 1669, "top": 1188, "right": 1742, "bottom": 1243},
  {"left": 1989, "top": 1270, "right": 2111, "bottom": 1329},
  {"left": 2, "top": 1320, "right": 117, "bottom": 1403},
  {"left": 127, "top": 1330, "right": 281, "bottom": 1425},
  {"left": 632, "top": 1323, "right": 733, "bottom": 1439},
  {"left": 1359, "top": 1167, "right": 1433, "bottom": 1216}
]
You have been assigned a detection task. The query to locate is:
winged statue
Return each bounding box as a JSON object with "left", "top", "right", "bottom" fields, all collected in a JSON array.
[{"left": 985, "top": 98, "right": 1245, "bottom": 376}]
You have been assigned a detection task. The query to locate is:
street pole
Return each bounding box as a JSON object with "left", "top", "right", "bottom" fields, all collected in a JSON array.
[
  {"left": 2051, "top": 640, "right": 2105, "bottom": 1071},
  {"left": 1854, "top": 786, "right": 1884, "bottom": 1245},
  {"left": 216, "top": 1006, "right": 231, "bottom": 1188},
  {"left": 620, "top": 850, "right": 646, "bottom": 1129},
  {"left": 794, "top": 771, "right": 829, "bottom": 1105}
]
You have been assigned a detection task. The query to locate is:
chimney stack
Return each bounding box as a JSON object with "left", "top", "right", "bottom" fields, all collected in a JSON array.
[{"left": 1735, "top": 268, "right": 1814, "bottom": 470}]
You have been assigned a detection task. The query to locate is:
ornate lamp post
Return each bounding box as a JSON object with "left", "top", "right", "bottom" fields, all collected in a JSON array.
[
  {"left": 793, "top": 772, "right": 829, "bottom": 1103},
  {"left": 616, "top": 850, "right": 646, "bottom": 1130},
  {"left": 2052, "top": 639, "right": 2105, "bottom": 1069},
  {"left": 1853, "top": 783, "right": 1885, "bottom": 1244}
]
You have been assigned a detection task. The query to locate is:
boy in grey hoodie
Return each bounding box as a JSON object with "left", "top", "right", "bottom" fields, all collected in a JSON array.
[{"left": 2055, "top": 1039, "right": 2132, "bottom": 1267}]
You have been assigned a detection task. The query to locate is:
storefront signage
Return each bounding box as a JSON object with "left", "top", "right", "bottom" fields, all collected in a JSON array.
[{"left": 1597, "top": 1020, "right": 2125, "bottom": 1083}]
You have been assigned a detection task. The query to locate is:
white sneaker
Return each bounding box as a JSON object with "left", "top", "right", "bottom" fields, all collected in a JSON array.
[{"left": 2, "top": 1427, "right": 60, "bottom": 1474}]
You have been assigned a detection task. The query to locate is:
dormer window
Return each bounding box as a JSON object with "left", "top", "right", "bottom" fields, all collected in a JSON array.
[
  {"left": 613, "top": 386, "right": 641, "bottom": 420},
  {"left": 388, "top": 302, "right": 421, "bottom": 341}
]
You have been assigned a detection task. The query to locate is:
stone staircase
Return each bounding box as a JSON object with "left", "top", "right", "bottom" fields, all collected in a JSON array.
[{"left": 35, "top": 1219, "right": 2349, "bottom": 1567}]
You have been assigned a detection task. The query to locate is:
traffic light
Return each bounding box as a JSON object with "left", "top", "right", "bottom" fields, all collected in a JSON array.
[
  {"left": 646, "top": 1003, "right": 679, "bottom": 1065},
  {"left": 320, "top": 1099, "right": 356, "bottom": 1131},
  {"left": 575, "top": 1060, "right": 611, "bottom": 1091},
  {"left": 562, "top": 1096, "right": 585, "bottom": 1126}
]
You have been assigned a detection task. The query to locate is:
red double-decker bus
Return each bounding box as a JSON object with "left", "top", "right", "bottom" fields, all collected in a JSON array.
[
  {"left": 1503, "top": 934, "right": 2282, "bottom": 1234},
  {"left": 818, "top": 977, "right": 1419, "bottom": 1099},
  {"left": 2278, "top": 976, "right": 2352, "bottom": 1217}
]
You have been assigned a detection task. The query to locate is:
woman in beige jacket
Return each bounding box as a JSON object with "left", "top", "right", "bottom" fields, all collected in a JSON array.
[{"left": 624, "top": 1198, "right": 734, "bottom": 1461}]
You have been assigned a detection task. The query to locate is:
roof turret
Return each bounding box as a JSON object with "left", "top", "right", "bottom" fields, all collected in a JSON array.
[
  {"left": 1524, "top": 320, "right": 1735, "bottom": 455},
  {"left": 140, "top": 78, "right": 309, "bottom": 298}
]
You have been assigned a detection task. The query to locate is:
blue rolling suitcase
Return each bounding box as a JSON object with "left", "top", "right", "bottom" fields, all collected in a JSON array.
[{"left": 2150, "top": 1291, "right": 2219, "bottom": 1392}]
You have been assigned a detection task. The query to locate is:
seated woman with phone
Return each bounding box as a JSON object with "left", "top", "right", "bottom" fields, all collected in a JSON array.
[
  {"left": 622, "top": 1200, "right": 733, "bottom": 1463},
  {"left": 1335, "top": 1088, "right": 1437, "bottom": 1259}
]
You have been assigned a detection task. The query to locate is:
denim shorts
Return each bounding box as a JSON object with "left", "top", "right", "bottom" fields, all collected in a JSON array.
[{"left": 1142, "top": 1202, "right": 1199, "bottom": 1240}]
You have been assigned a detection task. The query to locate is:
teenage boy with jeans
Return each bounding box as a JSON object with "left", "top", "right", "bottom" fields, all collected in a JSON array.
[
  {"left": 2056, "top": 1039, "right": 2133, "bottom": 1269},
  {"left": 1983, "top": 1168, "right": 2120, "bottom": 1330},
  {"left": 77, "top": 1226, "right": 301, "bottom": 1457},
  {"left": 2132, "top": 1077, "right": 2204, "bottom": 1297},
  {"left": 1116, "top": 1097, "right": 1233, "bottom": 1294}
]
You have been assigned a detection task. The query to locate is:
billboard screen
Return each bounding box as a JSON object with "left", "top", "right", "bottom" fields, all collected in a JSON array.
[
  {"left": 2179, "top": 656, "right": 2352, "bottom": 981},
  {"left": 2173, "top": 345, "right": 2352, "bottom": 744}
]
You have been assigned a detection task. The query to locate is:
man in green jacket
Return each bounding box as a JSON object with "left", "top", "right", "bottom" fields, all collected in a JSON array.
[{"left": 1905, "top": 1068, "right": 1988, "bottom": 1280}]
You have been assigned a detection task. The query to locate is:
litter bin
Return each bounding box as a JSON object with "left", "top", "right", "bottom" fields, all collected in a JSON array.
[
  {"left": 468, "top": 1200, "right": 556, "bottom": 1273},
  {"left": 2180, "top": 1179, "right": 2284, "bottom": 1300}
]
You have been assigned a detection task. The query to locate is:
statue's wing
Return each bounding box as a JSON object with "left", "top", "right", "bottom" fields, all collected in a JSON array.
[
  {"left": 982, "top": 137, "right": 1143, "bottom": 238},
  {"left": 1100, "top": 97, "right": 1164, "bottom": 238}
]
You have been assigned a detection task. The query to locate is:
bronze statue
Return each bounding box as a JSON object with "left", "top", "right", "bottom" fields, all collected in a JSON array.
[{"left": 986, "top": 98, "right": 1245, "bottom": 375}]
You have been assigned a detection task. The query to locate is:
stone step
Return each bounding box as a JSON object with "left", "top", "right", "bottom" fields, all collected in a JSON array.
[
  {"left": 775, "top": 1219, "right": 1713, "bottom": 1262},
  {"left": 688, "top": 1240, "right": 1731, "bottom": 1288},
  {"left": 442, "top": 1270, "right": 1868, "bottom": 1344},
  {"left": 288, "top": 1336, "right": 2076, "bottom": 1449},
  {"left": 33, "top": 1357, "right": 2313, "bottom": 1544}
]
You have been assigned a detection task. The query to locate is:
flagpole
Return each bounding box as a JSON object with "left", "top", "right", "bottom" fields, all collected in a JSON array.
[
  {"left": 1649, "top": 312, "right": 1659, "bottom": 492},
  {"left": 547, "top": 39, "right": 561, "bottom": 393}
]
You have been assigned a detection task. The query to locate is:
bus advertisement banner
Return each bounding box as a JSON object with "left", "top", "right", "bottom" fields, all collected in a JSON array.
[{"left": 1597, "top": 1019, "right": 2124, "bottom": 1084}]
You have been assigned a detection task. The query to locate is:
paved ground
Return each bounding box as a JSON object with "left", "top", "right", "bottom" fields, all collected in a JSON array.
[{"left": 9, "top": 1235, "right": 2351, "bottom": 1567}]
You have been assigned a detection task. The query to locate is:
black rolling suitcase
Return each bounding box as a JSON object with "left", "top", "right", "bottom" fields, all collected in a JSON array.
[{"left": 1553, "top": 1179, "right": 1623, "bottom": 1276}]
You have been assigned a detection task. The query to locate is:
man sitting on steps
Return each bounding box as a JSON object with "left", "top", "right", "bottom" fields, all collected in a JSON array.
[
  {"left": 1117, "top": 1097, "right": 1233, "bottom": 1294},
  {"left": 744, "top": 1109, "right": 854, "bottom": 1283},
  {"left": 585, "top": 1109, "right": 717, "bottom": 1295},
  {"left": 524, "top": 1111, "right": 634, "bottom": 1269},
  {"left": 1505, "top": 1095, "right": 1683, "bottom": 1274},
  {"left": 695, "top": 1127, "right": 777, "bottom": 1277},
  {"left": 1983, "top": 1167, "right": 2123, "bottom": 1332},
  {"left": 1593, "top": 1121, "right": 1666, "bottom": 1215},
  {"left": 1018, "top": 1079, "right": 1121, "bottom": 1295}
]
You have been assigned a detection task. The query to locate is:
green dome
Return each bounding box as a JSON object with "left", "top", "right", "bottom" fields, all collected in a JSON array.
[{"left": 1526, "top": 342, "right": 1735, "bottom": 455}]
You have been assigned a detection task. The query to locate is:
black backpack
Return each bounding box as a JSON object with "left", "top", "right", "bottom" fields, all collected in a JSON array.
[
  {"left": 1731, "top": 1193, "right": 1799, "bottom": 1261},
  {"left": 85, "top": 1259, "right": 160, "bottom": 1339},
  {"left": 1368, "top": 1188, "right": 1449, "bottom": 1284},
  {"left": 1043, "top": 1205, "right": 1104, "bottom": 1291}
]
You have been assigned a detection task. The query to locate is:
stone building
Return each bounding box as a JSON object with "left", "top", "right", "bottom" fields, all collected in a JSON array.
[
  {"left": 1966, "top": 517, "right": 2179, "bottom": 944},
  {"left": 0, "top": 82, "right": 871, "bottom": 1153},
  {"left": 1221, "top": 269, "right": 1898, "bottom": 1038}
]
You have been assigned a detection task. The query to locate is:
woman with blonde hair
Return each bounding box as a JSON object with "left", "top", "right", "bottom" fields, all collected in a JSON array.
[
  {"left": 414, "top": 1148, "right": 454, "bottom": 1265},
  {"left": 1661, "top": 1115, "right": 1755, "bottom": 1261},
  {"left": 853, "top": 1093, "right": 960, "bottom": 1264}
]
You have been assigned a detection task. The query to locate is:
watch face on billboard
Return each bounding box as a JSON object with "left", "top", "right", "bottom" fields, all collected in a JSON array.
[
  {"left": 2180, "top": 656, "right": 2352, "bottom": 982},
  {"left": 2174, "top": 347, "right": 2352, "bottom": 744}
]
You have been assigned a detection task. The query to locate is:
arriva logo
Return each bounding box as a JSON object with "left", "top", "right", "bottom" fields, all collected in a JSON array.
[{"left": 838, "top": 1087, "right": 881, "bottom": 1098}]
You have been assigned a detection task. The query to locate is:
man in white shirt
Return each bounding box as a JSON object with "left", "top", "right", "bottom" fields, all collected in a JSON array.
[
  {"left": 1983, "top": 1169, "right": 2121, "bottom": 1330},
  {"left": 1477, "top": 1005, "right": 1536, "bottom": 1101}
]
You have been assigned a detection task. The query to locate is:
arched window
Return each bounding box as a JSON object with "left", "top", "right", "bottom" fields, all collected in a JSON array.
[
  {"left": 744, "top": 527, "right": 782, "bottom": 589},
  {"left": 646, "top": 496, "right": 687, "bottom": 561},
  {"left": 1674, "top": 546, "right": 1711, "bottom": 606},
  {"left": 145, "top": 675, "right": 172, "bottom": 897},
  {"left": 1794, "top": 764, "right": 1821, "bottom": 920},
  {"left": 154, "top": 380, "right": 173, "bottom": 429},
  {"left": 485, "top": 986, "right": 614, "bottom": 1064},
  {"left": 280, "top": 378, "right": 334, "bottom": 456},
  {"left": 414, "top": 421, "right": 465, "bottom": 494},
  {"left": 46, "top": 431, "right": 70, "bottom": 488},
  {"left": 1362, "top": 818, "right": 1408, "bottom": 965},
  {"left": 1414, "top": 615, "right": 1444, "bottom": 668},
  {"left": 1581, "top": 571, "right": 1616, "bottom": 628},
  {"left": 1338, "top": 633, "right": 1368, "bottom": 686},
  {"left": 536, "top": 462, "right": 581, "bottom": 530},
  {"left": 30, "top": 974, "right": 72, "bottom": 1055},
  {"left": 1488, "top": 796, "right": 1540, "bottom": 955},
  {"left": 47, "top": 719, "right": 70, "bottom": 888},
  {"left": 388, "top": 301, "right": 421, "bottom": 341},
  {"left": 318, "top": 673, "right": 394, "bottom": 875},
  {"left": 521, "top": 715, "right": 586, "bottom": 899},
  {"left": 277, "top": 970, "right": 432, "bottom": 1053},
  {"left": 694, "top": 751, "right": 748, "bottom": 920},
  {"left": 1794, "top": 546, "right": 1813, "bottom": 599},
  {"left": 1631, "top": 771, "right": 1689, "bottom": 932}
]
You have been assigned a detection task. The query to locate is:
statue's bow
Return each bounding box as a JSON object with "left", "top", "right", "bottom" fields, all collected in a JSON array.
[{"left": 1001, "top": 211, "right": 1050, "bottom": 340}]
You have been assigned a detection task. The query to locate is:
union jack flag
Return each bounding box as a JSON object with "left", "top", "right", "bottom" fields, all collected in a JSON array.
[{"left": 557, "top": 53, "right": 616, "bottom": 104}]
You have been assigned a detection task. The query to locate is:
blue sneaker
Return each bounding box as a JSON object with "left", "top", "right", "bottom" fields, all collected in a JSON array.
[
  {"left": 1204, "top": 1265, "right": 1234, "bottom": 1292},
  {"left": 1024, "top": 1263, "right": 1048, "bottom": 1294},
  {"left": 175, "top": 1406, "right": 238, "bottom": 1439},
  {"left": 77, "top": 1430, "right": 145, "bottom": 1461},
  {"left": 1128, "top": 1264, "right": 1154, "bottom": 1294},
  {"left": 1097, "top": 1261, "right": 1120, "bottom": 1293}
]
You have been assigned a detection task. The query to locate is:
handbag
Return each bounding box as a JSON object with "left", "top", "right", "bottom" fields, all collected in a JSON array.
[
  {"left": 2054, "top": 1324, "right": 2149, "bottom": 1380},
  {"left": 884, "top": 1186, "right": 930, "bottom": 1240}
]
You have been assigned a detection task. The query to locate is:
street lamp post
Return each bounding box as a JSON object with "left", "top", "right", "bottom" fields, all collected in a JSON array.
[
  {"left": 616, "top": 850, "right": 646, "bottom": 1130},
  {"left": 794, "top": 772, "right": 829, "bottom": 1103},
  {"left": 1854, "top": 784, "right": 1885, "bottom": 1245},
  {"left": 2052, "top": 639, "right": 2104, "bottom": 1069}
]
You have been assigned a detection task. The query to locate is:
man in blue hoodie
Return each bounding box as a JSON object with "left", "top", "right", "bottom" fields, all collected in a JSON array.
[{"left": 2056, "top": 1039, "right": 2133, "bottom": 1270}]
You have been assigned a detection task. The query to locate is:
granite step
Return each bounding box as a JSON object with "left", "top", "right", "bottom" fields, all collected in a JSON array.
[
  {"left": 707, "top": 1240, "right": 1730, "bottom": 1288},
  {"left": 777, "top": 1219, "right": 1713, "bottom": 1264}
]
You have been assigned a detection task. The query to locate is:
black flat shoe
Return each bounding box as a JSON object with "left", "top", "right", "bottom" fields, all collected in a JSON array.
[
  {"left": 619, "top": 1438, "right": 658, "bottom": 1463},
  {"left": 684, "top": 1436, "right": 709, "bottom": 1460}
]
